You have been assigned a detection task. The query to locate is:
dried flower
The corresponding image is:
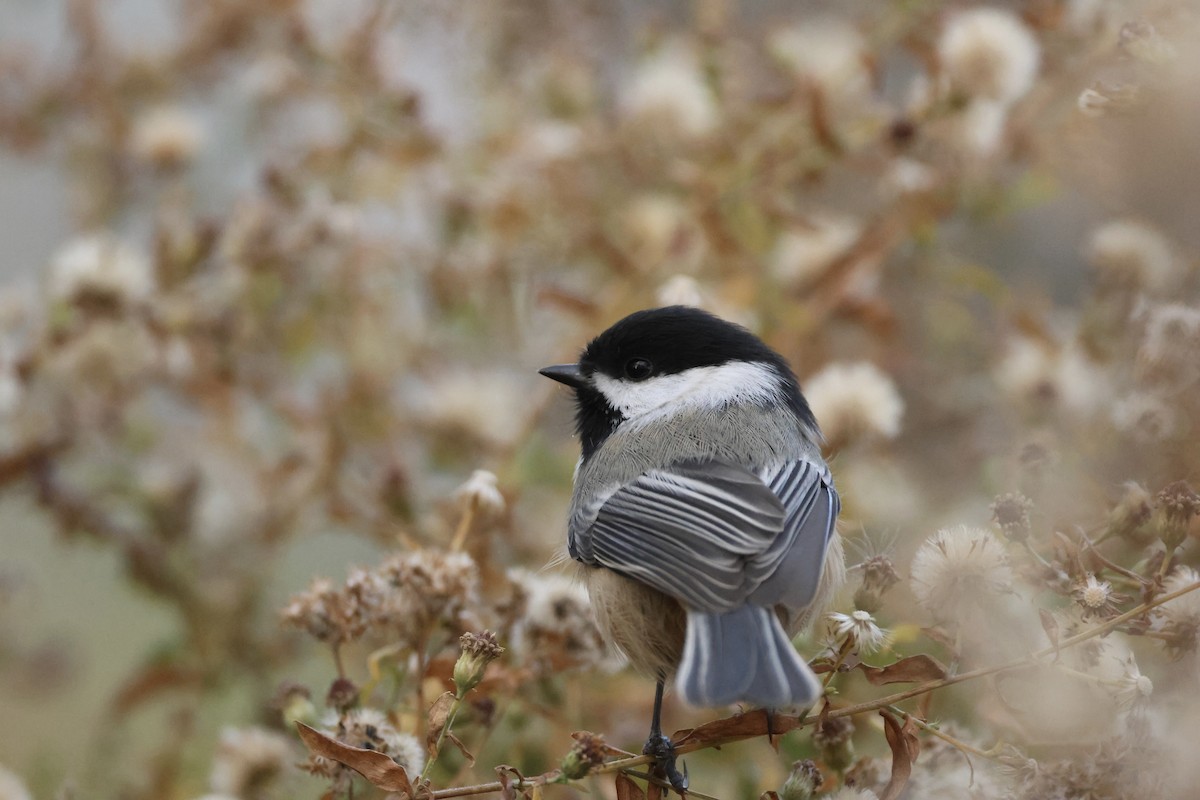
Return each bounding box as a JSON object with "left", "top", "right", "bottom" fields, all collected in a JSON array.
[
  {"left": 910, "top": 525, "right": 1013, "bottom": 622},
  {"left": 281, "top": 577, "right": 370, "bottom": 646},
  {"left": 454, "top": 470, "right": 506, "bottom": 518},
  {"left": 377, "top": 550, "right": 481, "bottom": 646},
  {"left": 769, "top": 216, "right": 862, "bottom": 287},
  {"left": 209, "top": 726, "right": 292, "bottom": 797},
  {"left": 768, "top": 21, "right": 871, "bottom": 101},
  {"left": 1112, "top": 655, "right": 1153, "bottom": 711},
  {"left": 509, "top": 570, "right": 615, "bottom": 671},
  {"left": 1154, "top": 480, "right": 1200, "bottom": 550},
  {"left": 991, "top": 492, "right": 1034, "bottom": 541},
  {"left": 939, "top": 8, "right": 1040, "bottom": 104},
  {"left": 853, "top": 555, "right": 900, "bottom": 613},
  {"left": 1137, "top": 304, "right": 1200, "bottom": 385},
  {"left": 804, "top": 361, "right": 904, "bottom": 444},
  {"left": 1111, "top": 392, "right": 1176, "bottom": 443},
  {"left": 129, "top": 105, "right": 206, "bottom": 169},
  {"left": 273, "top": 682, "right": 317, "bottom": 728},
  {"left": 453, "top": 630, "right": 504, "bottom": 695},
  {"left": 325, "top": 677, "right": 359, "bottom": 713},
  {"left": 1118, "top": 21, "right": 1177, "bottom": 65},
  {"left": 1072, "top": 573, "right": 1125, "bottom": 620},
  {"left": 1085, "top": 219, "right": 1177, "bottom": 292},
  {"left": 955, "top": 98, "right": 1009, "bottom": 157},
  {"left": 827, "top": 610, "right": 890, "bottom": 654},
  {"left": 622, "top": 41, "right": 716, "bottom": 138},
  {"left": 1152, "top": 566, "right": 1200, "bottom": 657},
  {"left": 1076, "top": 82, "right": 1142, "bottom": 117},
  {"left": 560, "top": 732, "right": 606, "bottom": 780},
  {"left": 1105, "top": 482, "right": 1154, "bottom": 541},
  {"left": 48, "top": 232, "right": 155, "bottom": 307},
  {"left": 812, "top": 715, "right": 855, "bottom": 772},
  {"left": 995, "top": 336, "right": 1056, "bottom": 405},
  {"left": 779, "top": 759, "right": 822, "bottom": 800}
]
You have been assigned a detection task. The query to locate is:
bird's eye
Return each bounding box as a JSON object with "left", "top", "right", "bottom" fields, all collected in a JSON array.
[{"left": 624, "top": 358, "right": 654, "bottom": 381}]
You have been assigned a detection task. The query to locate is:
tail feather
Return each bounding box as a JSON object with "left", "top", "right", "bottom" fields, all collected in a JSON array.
[{"left": 676, "top": 607, "right": 821, "bottom": 708}]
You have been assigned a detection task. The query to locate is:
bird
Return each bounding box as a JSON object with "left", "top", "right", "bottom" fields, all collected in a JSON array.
[{"left": 539, "top": 305, "right": 843, "bottom": 792}]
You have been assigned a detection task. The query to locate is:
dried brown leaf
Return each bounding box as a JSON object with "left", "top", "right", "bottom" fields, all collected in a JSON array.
[
  {"left": 296, "top": 722, "right": 414, "bottom": 795},
  {"left": 857, "top": 654, "right": 948, "bottom": 685},
  {"left": 496, "top": 765, "right": 525, "bottom": 800},
  {"left": 878, "top": 711, "right": 920, "bottom": 800},
  {"left": 759, "top": 793, "right": 781, "bottom": 800},
  {"left": 445, "top": 730, "right": 475, "bottom": 765},
  {"left": 615, "top": 772, "right": 647, "bottom": 800},
  {"left": 674, "top": 708, "right": 800, "bottom": 747},
  {"left": 426, "top": 691, "right": 457, "bottom": 758}
]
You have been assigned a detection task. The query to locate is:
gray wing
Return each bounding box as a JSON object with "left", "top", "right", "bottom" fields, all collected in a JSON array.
[
  {"left": 572, "top": 459, "right": 837, "bottom": 613},
  {"left": 748, "top": 459, "right": 840, "bottom": 610}
]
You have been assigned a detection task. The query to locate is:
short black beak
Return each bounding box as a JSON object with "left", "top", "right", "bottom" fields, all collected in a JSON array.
[{"left": 539, "top": 363, "right": 587, "bottom": 390}]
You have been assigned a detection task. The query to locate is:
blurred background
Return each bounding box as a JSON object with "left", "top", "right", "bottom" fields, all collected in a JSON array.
[{"left": 2, "top": 1, "right": 1199, "bottom": 798}]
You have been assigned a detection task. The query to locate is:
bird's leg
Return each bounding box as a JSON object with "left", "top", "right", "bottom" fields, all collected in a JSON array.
[{"left": 642, "top": 676, "right": 688, "bottom": 793}]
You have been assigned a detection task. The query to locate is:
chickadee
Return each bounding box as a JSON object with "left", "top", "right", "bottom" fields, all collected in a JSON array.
[{"left": 540, "top": 306, "right": 843, "bottom": 790}]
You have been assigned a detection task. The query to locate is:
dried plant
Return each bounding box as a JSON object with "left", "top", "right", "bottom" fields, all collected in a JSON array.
[{"left": 1, "top": 1, "right": 1200, "bottom": 799}]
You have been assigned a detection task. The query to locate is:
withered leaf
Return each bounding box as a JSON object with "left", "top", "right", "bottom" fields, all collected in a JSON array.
[
  {"left": 674, "top": 708, "right": 800, "bottom": 746},
  {"left": 857, "top": 654, "right": 948, "bottom": 685},
  {"left": 445, "top": 730, "right": 475, "bottom": 766},
  {"left": 496, "top": 765, "right": 525, "bottom": 800},
  {"left": 426, "top": 691, "right": 457, "bottom": 758},
  {"left": 615, "top": 772, "right": 647, "bottom": 800},
  {"left": 878, "top": 711, "right": 920, "bottom": 800},
  {"left": 759, "top": 793, "right": 781, "bottom": 800},
  {"left": 296, "top": 722, "right": 414, "bottom": 795}
]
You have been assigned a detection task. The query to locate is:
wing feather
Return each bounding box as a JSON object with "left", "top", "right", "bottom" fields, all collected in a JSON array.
[{"left": 573, "top": 457, "right": 839, "bottom": 613}]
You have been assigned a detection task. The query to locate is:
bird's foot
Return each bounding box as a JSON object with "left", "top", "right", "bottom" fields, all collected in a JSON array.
[{"left": 642, "top": 732, "right": 688, "bottom": 794}]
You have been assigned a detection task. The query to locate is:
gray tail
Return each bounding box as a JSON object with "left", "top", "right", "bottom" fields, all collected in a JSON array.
[{"left": 676, "top": 606, "right": 821, "bottom": 709}]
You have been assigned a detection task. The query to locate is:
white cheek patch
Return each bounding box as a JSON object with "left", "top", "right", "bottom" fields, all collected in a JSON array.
[{"left": 591, "top": 361, "right": 784, "bottom": 421}]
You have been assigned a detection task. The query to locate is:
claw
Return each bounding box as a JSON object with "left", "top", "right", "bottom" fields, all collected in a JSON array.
[{"left": 642, "top": 732, "right": 688, "bottom": 794}]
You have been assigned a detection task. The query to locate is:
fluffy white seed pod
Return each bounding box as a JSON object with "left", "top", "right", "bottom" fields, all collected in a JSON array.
[
  {"left": 622, "top": 41, "right": 717, "bottom": 138},
  {"left": 938, "top": 8, "right": 1041, "bottom": 104},
  {"left": 910, "top": 525, "right": 1013, "bottom": 621},
  {"left": 805, "top": 361, "right": 904, "bottom": 444}
]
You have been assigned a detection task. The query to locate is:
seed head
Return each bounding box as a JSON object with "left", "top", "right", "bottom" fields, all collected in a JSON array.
[
  {"left": 812, "top": 715, "right": 855, "bottom": 773},
  {"left": 853, "top": 555, "right": 900, "bottom": 613},
  {"left": 560, "top": 732, "right": 607, "bottom": 780},
  {"left": 990, "top": 492, "right": 1033, "bottom": 541},
  {"left": 804, "top": 361, "right": 904, "bottom": 445},
  {"left": 938, "top": 8, "right": 1040, "bottom": 104},
  {"left": 1152, "top": 566, "right": 1200, "bottom": 657},
  {"left": 1085, "top": 219, "right": 1177, "bottom": 292},
  {"left": 209, "top": 726, "right": 293, "bottom": 798},
  {"left": 453, "top": 630, "right": 504, "bottom": 695},
  {"left": 780, "top": 759, "right": 823, "bottom": 800},
  {"left": 454, "top": 470, "right": 506, "bottom": 518},
  {"left": 910, "top": 525, "right": 1013, "bottom": 624},
  {"left": 1105, "top": 482, "right": 1154, "bottom": 542},
  {"left": 1154, "top": 481, "right": 1200, "bottom": 550},
  {"left": 827, "top": 610, "right": 890, "bottom": 655}
]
